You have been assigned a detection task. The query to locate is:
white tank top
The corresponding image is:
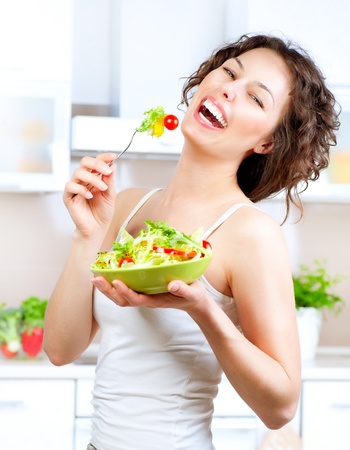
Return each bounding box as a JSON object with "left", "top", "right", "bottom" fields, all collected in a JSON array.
[{"left": 91, "top": 189, "right": 259, "bottom": 450}]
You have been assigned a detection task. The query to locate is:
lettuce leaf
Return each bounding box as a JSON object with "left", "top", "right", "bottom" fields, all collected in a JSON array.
[
  {"left": 135, "top": 106, "right": 166, "bottom": 133},
  {"left": 91, "top": 221, "right": 211, "bottom": 270}
]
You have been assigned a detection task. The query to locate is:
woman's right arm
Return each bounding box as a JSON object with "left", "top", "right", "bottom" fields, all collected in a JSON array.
[{"left": 43, "top": 153, "right": 117, "bottom": 366}]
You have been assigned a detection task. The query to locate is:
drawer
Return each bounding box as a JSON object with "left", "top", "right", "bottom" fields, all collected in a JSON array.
[
  {"left": 212, "top": 416, "right": 258, "bottom": 450},
  {"left": 302, "top": 380, "right": 350, "bottom": 450},
  {"left": 75, "top": 418, "right": 92, "bottom": 450},
  {"left": 0, "top": 379, "right": 75, "bottom": 450}
]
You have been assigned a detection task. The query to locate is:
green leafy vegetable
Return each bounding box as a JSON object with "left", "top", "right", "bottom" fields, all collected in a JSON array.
[
  {"left": 21, "top": 296, "right": 48, "bottom": 332},
  {"left": 0, "top": 304, "right": 24, "bottom": 353},
  {"left": 293, "top": 259, "right": 345, "bottom": 314},
  {"left": 135, "top": 106, "right": 166, "bottom": 133}
]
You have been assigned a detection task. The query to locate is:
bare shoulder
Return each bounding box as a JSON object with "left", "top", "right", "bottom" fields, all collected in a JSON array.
[
  {"left": 115, "top": 187, "right": 151, "bottom": 210},
  {"left": 227, "top": 204, "right": 284, "bottom": 244},
  {"left": 218, "top": 204, "right": 289, "bottom": 288}
]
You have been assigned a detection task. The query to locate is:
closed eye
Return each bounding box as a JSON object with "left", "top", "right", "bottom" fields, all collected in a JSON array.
[
  {"left": 223, "top": 65, "right": 265, "bottom": 109},
  {"left": 223, "top": 66, "right": 235, "bottom": 79},
  {"left": 251, "top": 94, "right": 264, "bottom": 109}
]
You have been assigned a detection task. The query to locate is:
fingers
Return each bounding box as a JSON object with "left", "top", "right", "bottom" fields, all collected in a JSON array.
[
  {"left": 168, "top": 279, "right": 205, "bottom": 299},
  {"left": 64, "top": 153, "right": 117, "bottom": 201},
  {"left": 92, "top": 277, "right": 143, "bottom": 308},
  {"left": 80, "top": 153, "right": 117, "bottom": 177},
  {"left": 91, "top": 276, "right": 209, "bottom": 312}
]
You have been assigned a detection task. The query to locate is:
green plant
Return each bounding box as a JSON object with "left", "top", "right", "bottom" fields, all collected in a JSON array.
[
  {"left": 21, "top": 296, "right": 48, "bottom": 332},
  {"left": 293, "top": 259, "right": 345, "bottom": 314},
  {"left": 0, "top": 304, "right": 24, "bottom": 357}
]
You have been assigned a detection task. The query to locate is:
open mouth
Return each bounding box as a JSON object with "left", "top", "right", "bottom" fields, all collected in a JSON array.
[{"left": 199, "top": 99, "right": 227, "bottom": 129}]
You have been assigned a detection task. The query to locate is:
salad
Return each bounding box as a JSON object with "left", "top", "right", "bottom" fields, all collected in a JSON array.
[
  {"left": 136, "top": 106, "right": 179, "bottom": 138},
  {"left": 91, "top": 221, "right": 212, "bottom": 270}
]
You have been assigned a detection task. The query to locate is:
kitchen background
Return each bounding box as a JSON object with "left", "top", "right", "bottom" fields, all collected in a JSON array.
[{"left": 0, "top": 0, "right": 349, "bottom": 348}]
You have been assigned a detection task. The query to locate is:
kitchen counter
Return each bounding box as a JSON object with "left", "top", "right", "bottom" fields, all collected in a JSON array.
[
  {"left": 1, "top": 346, "right": 350, "bottom": 380},
  {"left": 0, "top": 356, "right": 96, "bottom": 379},
  {"left": 0, "top": 343, "right": 99, "bottom": 379},
  {"left": 302, "top": 348, "right": 350, "bottom": 380}
]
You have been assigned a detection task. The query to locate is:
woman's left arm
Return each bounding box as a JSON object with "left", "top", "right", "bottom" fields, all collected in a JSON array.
[{"left": 180, "top": 211, "right": 301, "bottom": 430}]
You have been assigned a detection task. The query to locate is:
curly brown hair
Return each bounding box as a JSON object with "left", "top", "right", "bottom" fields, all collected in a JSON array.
[{"left": 180, "top": 34, "right": 340, "bottom": 221}]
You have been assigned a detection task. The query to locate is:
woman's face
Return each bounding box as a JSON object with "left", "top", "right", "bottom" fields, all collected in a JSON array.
[{"left": 181, "top": 47, "right": 292, "bottom": 159}]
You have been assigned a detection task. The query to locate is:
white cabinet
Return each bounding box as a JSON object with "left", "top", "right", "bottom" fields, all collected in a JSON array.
[
  {"left": 2, "top": 354, "right": 350, "bottom": 449},
  {"left": 213, "top": 378, "right": 260, "bottom": 449},
  {"left": 74, "top": 379, "right": 94, "bottom": 450},
  {"left": 212, "top": 416, "right": 259, "bottom": 450},
  {"left": 0, "top": 0, "right": 72, "bottom": 192},
  {"left": 0, "top": 379, "right": 75, "bottom": 450},
  {"left": 301, "top": 380, "right": 350, "bottom": 450},
  {"left": 0, "top": 0, "right": 72, "bottom": 83},
  {"left": 74, "top": 376, "right": 260, "bottom": 450}
]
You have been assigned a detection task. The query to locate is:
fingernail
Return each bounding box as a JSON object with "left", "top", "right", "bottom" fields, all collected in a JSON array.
[
  {"left": 112, "top": 281, "right": 120, "bottom": 291},
  {"left": 98, "top": 181, "right": 108, "bottom": 190},
  {"left": 169, "top": 282, "right": 180, "bottom": 292},
  {"left": 85, "top": 191, "right": 93, "bottom": 199},
  {"left": 91, "top": 278, "right": 101, "bottom": 288}
]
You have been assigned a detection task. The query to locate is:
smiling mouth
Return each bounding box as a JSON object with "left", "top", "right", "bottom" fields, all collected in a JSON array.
[{"left": 199, "top": 99, "right": 227, "bottom": 128}]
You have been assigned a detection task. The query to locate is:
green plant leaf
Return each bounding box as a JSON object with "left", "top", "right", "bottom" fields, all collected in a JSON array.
[{"left": 293, "top": 259, "right": 345, "bottom": 315}]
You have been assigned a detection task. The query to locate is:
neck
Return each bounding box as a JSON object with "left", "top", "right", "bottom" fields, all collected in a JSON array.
[{"left": 164, "top": 145, "right": 246, "bottom": 205}]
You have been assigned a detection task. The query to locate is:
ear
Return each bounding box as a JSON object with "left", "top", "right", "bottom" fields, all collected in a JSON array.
[{"left": 254, "top": 141, "right": 274, "bottom": 155}]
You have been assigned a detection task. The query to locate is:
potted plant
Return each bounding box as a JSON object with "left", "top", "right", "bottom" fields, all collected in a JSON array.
[{"left": 293, "top": 259, "right": 344, "bottom": 360}]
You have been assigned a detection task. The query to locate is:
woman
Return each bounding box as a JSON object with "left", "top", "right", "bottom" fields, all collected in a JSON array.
[{"left": 44, "top": 34, "right": 339, "bottom": 450}]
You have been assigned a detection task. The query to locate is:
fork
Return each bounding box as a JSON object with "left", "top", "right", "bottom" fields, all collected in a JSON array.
[
  {"left": 87, "top": 130, "right": 137, "bottom": 191},
  {"left": 110, "top": 130, "right": 137, "bottom": 164}
]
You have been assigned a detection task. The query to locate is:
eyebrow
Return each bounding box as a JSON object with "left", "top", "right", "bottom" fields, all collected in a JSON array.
[{"left": 234, "top": 57, "right": 275, "bottom": 105}]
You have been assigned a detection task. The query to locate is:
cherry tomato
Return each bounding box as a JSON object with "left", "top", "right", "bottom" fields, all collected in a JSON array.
[
  {"left": 118, "top": 257, "right": 135, "bottom": 268},
  {"left": 202, "top": 240, "right": 212, "bottom": 250},
  {"left": 163, "top": 114, "right": 179, "bottom": 131}
]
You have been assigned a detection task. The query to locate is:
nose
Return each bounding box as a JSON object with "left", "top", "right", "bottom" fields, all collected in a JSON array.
[{"left": 222, "top": 79, "right": 243, "bottom": 102}]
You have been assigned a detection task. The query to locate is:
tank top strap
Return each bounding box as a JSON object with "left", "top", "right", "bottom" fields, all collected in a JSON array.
[
  {"left": 119, "top": 188, "right": 162, "bottom": 231},
  {"left": 203, "top": 203, "right": 260, "bottom": 240}
]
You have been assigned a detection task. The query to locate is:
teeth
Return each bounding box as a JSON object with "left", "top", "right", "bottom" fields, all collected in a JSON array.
[{"left": 203, "top": 99, "right": 227, "bottom": 127}]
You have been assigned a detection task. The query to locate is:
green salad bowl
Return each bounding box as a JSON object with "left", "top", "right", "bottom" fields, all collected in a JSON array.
[{"left": 91, "top": 254, "right": 213, "bottom": 294}]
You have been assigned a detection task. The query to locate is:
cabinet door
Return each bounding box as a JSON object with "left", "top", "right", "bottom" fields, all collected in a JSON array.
[
  {"left": 0, "top": 379, "right": 75, "bottom": 450},
  {"left": 0, "top": 0, "right": 72, "bottom": 82},
  {"left": 76, "top": 378, "right": 94, "bottom": 417},
  {"left": 212, "top": 416, "right": 258, "bottom": 450},
  {"left": 75, "top": 379, "right": 94, "bottom": 450},
  {"left": 302, "top": 381, "right": 350, "bottom": 450},
  {"left": 75, "top": 418, "right": 92, "bottom": 450},
  {"left": 213, "top": 378, "right": 259, "bottom": 449}
]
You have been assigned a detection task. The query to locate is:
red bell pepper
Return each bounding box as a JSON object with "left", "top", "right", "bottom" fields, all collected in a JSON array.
[
  {"left": 152, "top": 246, "right": 197, "bottom": 258},
  {"left": 22, "top": 327, "right": 44, "bottom": 358},
  {"left": 20, "top": 296, "right": 48, "bottom": 358}
]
